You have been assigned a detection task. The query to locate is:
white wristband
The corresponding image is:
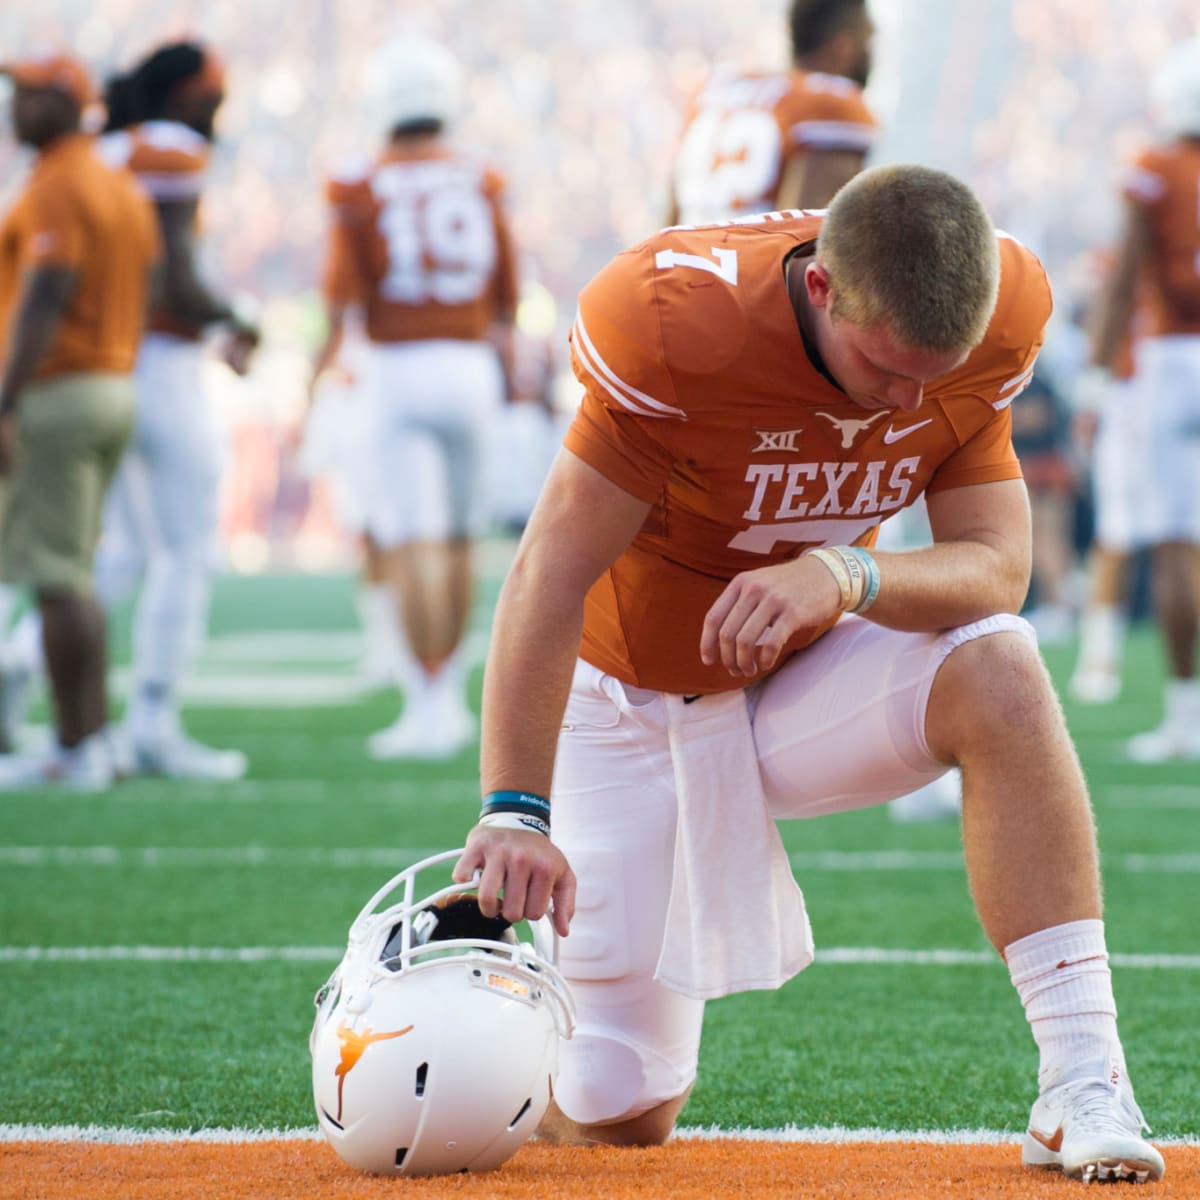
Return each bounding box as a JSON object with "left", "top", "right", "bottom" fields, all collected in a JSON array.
[{"left": 478, "top": 812, "right": 551, "bottom": 838}]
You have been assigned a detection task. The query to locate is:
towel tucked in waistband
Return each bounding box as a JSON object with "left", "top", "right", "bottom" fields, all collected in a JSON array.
[{"left": 654, "top": 687, "right": 814, "bottom": 1000}]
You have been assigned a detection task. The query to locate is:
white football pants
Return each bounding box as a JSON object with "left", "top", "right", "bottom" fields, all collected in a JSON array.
[
  {"left": 549, "top": 612, "right": 1034, "bottom": 1126},
  {"left": 94, "top": 334, "right": 222, "bottom": 698},
  {"left": 1130, "top": 334, "right": 1200, "bottom": 545},
  {"left": 362, "top": 340, "right": 503, "bottom": 546}
]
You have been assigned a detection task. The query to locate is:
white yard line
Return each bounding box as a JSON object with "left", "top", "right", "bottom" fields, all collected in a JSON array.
[
  {"left": 3, "top": 944, "right": 1198, "bottom": 969},
  {"left": 1102, "top": 786, "right": 1200, "bottom": 810},
  {"left": 2, "top": 845, "right": 1197, "bottom": 873},
  {"left": 0, "top": 1121, "right": 1195, "bottom": 1146}
]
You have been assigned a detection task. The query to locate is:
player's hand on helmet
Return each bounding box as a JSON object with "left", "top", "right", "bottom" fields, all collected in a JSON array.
[
  {"left": 454, "top": 824, "right": 576, "bottom": 938},
  {"left": 701, "top": 554, "right": 843, "bottom": 678}
]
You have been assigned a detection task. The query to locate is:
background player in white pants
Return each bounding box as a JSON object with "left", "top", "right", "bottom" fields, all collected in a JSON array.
[
  {"left": 95, "top": 40, "right": 258, "bottom": 779},
  {"left": 1072, "top": 39, "right": 1200, "bottom": 760},
  {"left": 313, "top": 38, "right": 517, "bottom": 761}
]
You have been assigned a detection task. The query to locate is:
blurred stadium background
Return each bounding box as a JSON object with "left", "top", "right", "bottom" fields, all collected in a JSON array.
[{"left": 3, "top": 0, "right": 1199, "bottom": 574}]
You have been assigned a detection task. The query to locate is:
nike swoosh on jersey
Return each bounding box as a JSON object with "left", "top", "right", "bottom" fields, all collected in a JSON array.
[{"left": 882, "top": 419, "right": 933, "bottom": 444}]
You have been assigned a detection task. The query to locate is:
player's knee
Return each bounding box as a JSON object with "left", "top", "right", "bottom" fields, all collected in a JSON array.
[
  {"left": 929, "top": 618, "right": 1056, "bottom": 753},
  {"left": 552, "top": 1030, "right": 693, "bottom": 1137}
]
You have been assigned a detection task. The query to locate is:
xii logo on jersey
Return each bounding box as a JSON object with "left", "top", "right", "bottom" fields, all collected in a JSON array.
[{"left": 752, "top": 428, "right": 804, "bottom": 453}]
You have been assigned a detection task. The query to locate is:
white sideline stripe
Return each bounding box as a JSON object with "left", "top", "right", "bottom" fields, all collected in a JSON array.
[
  {"left": 0, "top": 780, "right": 478, "bottom": 805},
  {"left": 3, "top": 945, "right": 1199, "bottom": 969},
  {"left": 1, "top": 1122, "right": 1197, "bottom": 1147},
  {"left": 1103, "top": 786, "right": 1200, "bottom": 811},
  {"left": 3, "top": 845, "right": 1198, "bottom": 874}
]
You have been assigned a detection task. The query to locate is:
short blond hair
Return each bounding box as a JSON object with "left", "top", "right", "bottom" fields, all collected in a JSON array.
[{"left": 816, "top": 164, "right": 1000, "bottom": 355}]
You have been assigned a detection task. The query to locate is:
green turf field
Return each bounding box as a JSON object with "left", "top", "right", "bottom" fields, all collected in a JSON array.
[{"left": 1, "top": 566, "right": 1197, "bottom": 1138}]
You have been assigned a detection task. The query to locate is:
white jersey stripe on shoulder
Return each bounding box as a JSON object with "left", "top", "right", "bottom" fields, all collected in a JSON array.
[
  {"left": 135, "top": 171, "right": 207, "bottom": 201},
  {"left": 572, "top": 313, "right": 687, "bottom": 419},
  {"left": 1122, "top": 165, "right": 1167, "bottom": 202},
  {"left": 997, "top": 363, "right": 1036, "bottom": 397},
  {"left": 789, "top": 120, "right": 875, "bottom": 151}
]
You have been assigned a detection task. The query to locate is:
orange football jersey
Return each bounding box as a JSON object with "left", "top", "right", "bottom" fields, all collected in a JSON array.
[
  {"left": 672, "top": 68, "right": 876, "bottom": 224},
  {"left": 1122, "top": 139, "right": 1200, "bottom": 335},
  {"left": 566, "top": 212, "right": 1051, "bottom": 694},
  {"left": 100, "top": 120, "right": 211, "bottom": 340},
  {"left": 0, "top": 133, "right": 159, "bottom": 379},
  {"left": 321, "top": 146, "right": 517, "bottom": 344}
]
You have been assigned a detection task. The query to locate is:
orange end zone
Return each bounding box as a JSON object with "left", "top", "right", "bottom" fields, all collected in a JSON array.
[{"left": 3, "top": 1139, "right": 1197, "bottom": 1200}]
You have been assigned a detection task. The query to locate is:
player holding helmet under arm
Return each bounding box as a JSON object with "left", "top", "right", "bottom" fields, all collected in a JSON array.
[
  {"left": 666, "top": 0, "right": 876, "bottom": 226},
  {"left": 1072, "top": 38, "right": 1200, "bottom": 761},
  {"left": 453, "top": 166, "right": 1165, "bottom": 1183},
  {"left": 313, "top": 38, "right": 517, "bottom": 761}
]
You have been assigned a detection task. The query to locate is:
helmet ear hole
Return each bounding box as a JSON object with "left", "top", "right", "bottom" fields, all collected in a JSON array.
[
  {"left": 415, "top": 1062, "right": 428, "bottom": 1097},
  {"left": 395, "top": 1148, "right": 407, "bottom": 1168},
  {"left": 508, "top": 1097, "right": 533, "bottom": 1129}
]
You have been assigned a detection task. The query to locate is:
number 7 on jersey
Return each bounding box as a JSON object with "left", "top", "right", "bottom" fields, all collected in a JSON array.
[{"left": 654, "top": 246, "right": 739, "bottom": 285}]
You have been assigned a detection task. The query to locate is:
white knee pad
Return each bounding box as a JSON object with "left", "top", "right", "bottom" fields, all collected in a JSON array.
[{"left": 553, "top": 1028, "right": 694, "bottom": 1126}]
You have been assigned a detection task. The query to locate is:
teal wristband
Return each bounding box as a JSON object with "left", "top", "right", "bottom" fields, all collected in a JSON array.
[
  {"left": 848, "top": 548, "right": 880, "bottom": 613},
  {"left": 481, "top": 790, "right": 551, "bottom": 819}
]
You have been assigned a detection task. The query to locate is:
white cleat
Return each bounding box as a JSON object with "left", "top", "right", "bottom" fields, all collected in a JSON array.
[
  {"left": 1022, "top": 1055, "right": 1165, "bottom": 1183},
  {"left": 0, "top": 731, "right": 115, "bottom": 793},
  {"left": 134, "top": 732, "right": 248, "bottom": 781},
  {"left": 1126, "top": 725, "right": 1200, "bottom": 764},
  {"left": 368, "top": 706, "right": 475, "bottom": 762}
]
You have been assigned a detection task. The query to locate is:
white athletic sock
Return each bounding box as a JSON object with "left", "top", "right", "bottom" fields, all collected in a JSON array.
[
  {"left": 356, "top": 584, "right": 416, "bottom": 687},
  {"left": 1163, "top": 678, "right": 1200, "bottom": 731},
  {"left": 1006, "top": 919, "right": 1122, "bottom": 1088},
  {"left": 1075, "top": 604, "right": 1125, "bottom": 674},
  {"left": 8, "top": 609, "right": 44, "bottom": 676}
]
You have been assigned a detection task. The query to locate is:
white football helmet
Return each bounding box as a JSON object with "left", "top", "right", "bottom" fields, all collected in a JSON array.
[
  {"left": 310, "top": 849, "right": 575, "bottom": 1176},
  {"left": 363, "top": 36, "right": 462, "bottom": 138},
  {"left": 1151, "top": 38, "right": 1200, "bottom": 139}
]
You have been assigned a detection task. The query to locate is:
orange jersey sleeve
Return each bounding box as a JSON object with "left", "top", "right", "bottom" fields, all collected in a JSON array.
[
  {"left": 1122, "top": 141, "right": 1200, "bottom": 334},
  {"left": 322, "top": 168, "right": 375, "bottom": 307},
  {"left": 778, "top": 70, "right": 876, "bottom": 155},
  {"left": 564, "top": 214, "right": 1051, "bottom": 694}
]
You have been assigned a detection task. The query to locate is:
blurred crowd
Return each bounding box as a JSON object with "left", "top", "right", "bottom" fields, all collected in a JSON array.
[{"left": 0, "top": 0, "right": 1198, "bottom": 568}]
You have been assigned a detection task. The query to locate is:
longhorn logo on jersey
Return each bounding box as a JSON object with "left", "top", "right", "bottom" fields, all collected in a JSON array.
[{"left": 816, "top": 410, "right": 887, "bottom": 449}]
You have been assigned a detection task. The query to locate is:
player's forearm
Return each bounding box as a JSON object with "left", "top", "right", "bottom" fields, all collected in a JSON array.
[
  {"left": 859, "top": 538, "right": 1029, "bottom": 631},
  {"left": 479, "top": 556, "right": 585, "bottom": 800}
]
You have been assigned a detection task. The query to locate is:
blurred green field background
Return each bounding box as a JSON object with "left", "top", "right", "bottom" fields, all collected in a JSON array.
[{"left": 1, "top": 564, "right": 1196, "bottom": 1137}]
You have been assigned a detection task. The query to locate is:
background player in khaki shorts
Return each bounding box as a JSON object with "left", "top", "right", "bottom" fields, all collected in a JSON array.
[{"left": 0, "top": 52, "right": 159, "bottom": 790}]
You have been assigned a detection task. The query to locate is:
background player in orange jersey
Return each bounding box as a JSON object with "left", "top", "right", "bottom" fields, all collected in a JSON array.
[
  {"left": 453, "top": 165, "right": 1165, "bottom": 1184},
  {"left": 1072, "top": 38, "right": 1200, "bottom": 761},
  {"left": 0, "top": 53, "right": 159, "bottom": 789},
  {"left": 311, "top": 37, "right": 518, "bottom": 762},
  {"left": 666, "top": 0, "right": 876, "bottom": 226}
]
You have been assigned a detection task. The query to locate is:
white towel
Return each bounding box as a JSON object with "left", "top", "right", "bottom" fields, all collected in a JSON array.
[{"left": 654, "top": 688, "right": 814, "bottom": 1000}]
